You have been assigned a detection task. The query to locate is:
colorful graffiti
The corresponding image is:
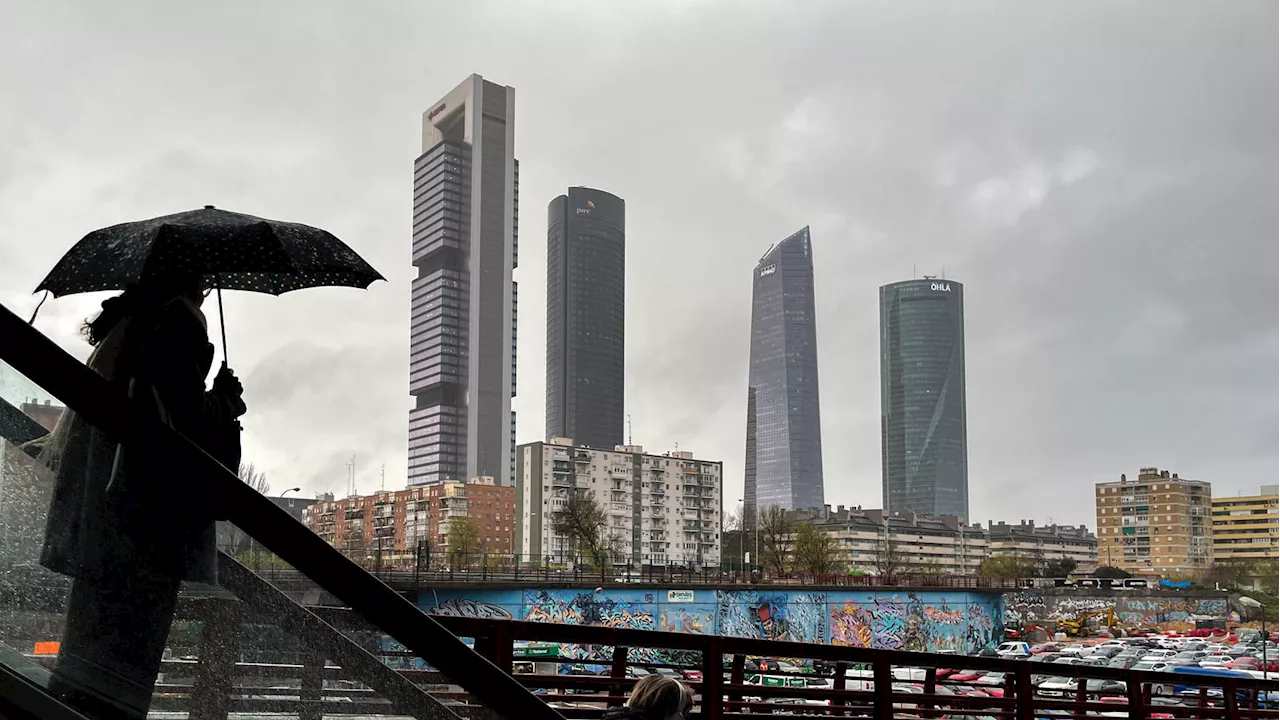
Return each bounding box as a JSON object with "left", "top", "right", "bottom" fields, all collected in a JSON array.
[
  {"left": 420, "top": 587, "right": 1003, "bottom": 656},
  {"left": 718, "top": 591, "right": 826, "bottom": 644},
  {"left": 1002, "top": 590, "right": 1235, "bottom": 626}
]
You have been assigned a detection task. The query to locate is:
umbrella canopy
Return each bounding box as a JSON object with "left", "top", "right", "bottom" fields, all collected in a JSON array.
[{"left": 35, "top": 205, "right": 383, "bottom": 297}]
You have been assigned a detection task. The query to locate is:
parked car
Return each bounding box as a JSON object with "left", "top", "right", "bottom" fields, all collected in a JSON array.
[
  {"left": 996, "top": 642, "right": 1031, "bottom": 657},
  {"left": 1131, "top": 661, "right": 1172, "bottom": 672}
]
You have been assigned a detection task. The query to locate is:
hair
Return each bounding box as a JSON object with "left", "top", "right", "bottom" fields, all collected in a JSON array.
[
  {"left": 81, "top": 275, "right": 202, "bottom": 346},
  {"left": 626, "top": 674, "right": 693, "bottom": 720}
]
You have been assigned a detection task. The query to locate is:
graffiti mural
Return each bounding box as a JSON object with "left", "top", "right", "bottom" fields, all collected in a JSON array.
[
  {"left": 1002, "top": 590, "right": 1235, "bottom": 626},
  {"left": 416, "top": 587, "right": 1006, "bottom": 661},
  {"left": 718, "top": 591, "right": 826, "bottom": 644}
]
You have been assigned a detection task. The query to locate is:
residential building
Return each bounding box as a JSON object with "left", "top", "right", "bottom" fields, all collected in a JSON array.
[
  {"left": 744, "top": 227, "right": 824, "bottom": 524},
  {"left": 1211, "top": 485, "right": 1278, "bottom": 564},
  {"left": 545, "top": 187, "right": 626, "bottom": 449},
  {"left": 410, "top": 74, "right": 519, "bottom": 486},
  {"left": 517, "top": 438, "right": 722, "bottom": 568},
  {"left": 792, "top": 505, "right": 989, "bottom": 576},
  {"left": 304, "top": 478, "right": 515, "bottom": 566},
  {"left": 986, "top": 520, "right": 1098, "bottom": 572},
  {"left": 880, "top": 277, "right": 969, "bottom": 519},
  {"left": 1095, "top": 468, "right": 1211, "bottom": 575}
]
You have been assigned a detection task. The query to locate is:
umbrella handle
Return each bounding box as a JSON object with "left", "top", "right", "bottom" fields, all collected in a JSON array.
[{"left": 216, "top": 281, "right": 228, "bottom": 366}]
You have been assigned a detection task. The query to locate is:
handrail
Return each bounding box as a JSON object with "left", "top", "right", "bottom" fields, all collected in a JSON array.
[{"left": 0, "top": 302, "right": 565, "bottom": 720}]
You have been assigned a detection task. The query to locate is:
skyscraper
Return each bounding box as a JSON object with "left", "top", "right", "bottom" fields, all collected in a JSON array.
[
  {"left": 545, "top": 187, "right": 625, "bottom": 449},
  {"left": 744, "top": 227, "right": 825, "bottom": 524},
  {"left": 409, "top": 74, "right": 518, "bottom": 486},
  {"left": 880, "top": 277, "right": 968, "bottom": 518}
]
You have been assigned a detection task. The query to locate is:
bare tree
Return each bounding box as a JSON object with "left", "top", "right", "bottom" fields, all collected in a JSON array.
[
  {"left": 217, "top": 462, "right": 271, "bottom": 555},
  {"left": 792, "top": 521, "right": 843, "bottom": 576},
  {"left": 757, "top": 505, "right": 793, "bottom": 576},
  {"left": 866, "top": 527, "right": 910, "bottom": 582},
  {"left": 723, "top": 502, "right": 744, "bottom": 532},
  {"left": 552, "top": 494, "right": 621, "bottom": 568}
]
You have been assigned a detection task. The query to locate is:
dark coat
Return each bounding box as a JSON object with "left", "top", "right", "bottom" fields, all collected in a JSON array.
[
  {"left": 601, "top": 708, "right": 654, "bottom": 720},
  {"left": 39, "top": 298, "right": 240, "bottom": 585}
]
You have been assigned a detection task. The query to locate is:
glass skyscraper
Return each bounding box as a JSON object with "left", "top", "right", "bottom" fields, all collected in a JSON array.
[
  {"left": 879, "top": 278, "right": 968, "bottom": 518},
  {"left": 545, "top": 187, "right": 626, "bottom": 449},
  {"left": 409, "top": 75, "right": 518, "bottom": 486},
  {"left": 744, "top": 227, "right": 825, "bottom": 525}
]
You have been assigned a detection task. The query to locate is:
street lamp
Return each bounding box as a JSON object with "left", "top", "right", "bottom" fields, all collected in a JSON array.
[
  {"left": 1244, "top": 594, "right": 1264, "bottom": 671},
  {"left": 281, "top": 487, "right": 301, "bottom": 498}
]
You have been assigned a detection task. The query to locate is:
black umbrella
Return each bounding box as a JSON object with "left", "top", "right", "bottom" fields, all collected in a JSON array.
[{"left": 34, "top": 205, "right": 384, "bottom": 359}]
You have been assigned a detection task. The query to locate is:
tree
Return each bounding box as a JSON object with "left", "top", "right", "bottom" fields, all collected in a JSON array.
[
  {"left": 1043, "top": 557, "right": 1078, "bottom": 578},
  {"left": 217, "top": 462, "right": 271, "bottom": 556},
  {"left": 1254, "top": 558, "right": 1280, "bottom": 591},
  {"left": 792, "top": 522, "right": 843, "bottom": 576},
  {"left": 979, "top": 554, "right": 1040, "bottom": 579},
  {"left": 552, "top": 494, "right": 623, "bottom": 567},
  {"left": 918, "top": 559, "right": 946, "bottom": 576},
  {"left": 866, "top": 528, "right": 910, "bottom": 582},
  {"left": 757, "top": 506, "right": 793, "bottom": 576},
  {"left": 446, "top": 517, "right": 482, "bottom": 565},
  {"left": 1092, "top": 565, "right": 1133, "bottom": 579}
]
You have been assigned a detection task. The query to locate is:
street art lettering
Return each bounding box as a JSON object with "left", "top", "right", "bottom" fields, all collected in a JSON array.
[
  {"left": 1002, "top": 590, "right": 1237, "bottom": 626},
  {"left": 427, "top": 598, "right": 512, "bottom": 619},
  {"left": 830, "top": 600, "right": 874, "bottom": 648}
]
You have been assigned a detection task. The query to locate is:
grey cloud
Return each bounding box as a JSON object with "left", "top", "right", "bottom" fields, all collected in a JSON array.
[{"left": 0, "top": 0, "right": 1273, "bottom": 527}]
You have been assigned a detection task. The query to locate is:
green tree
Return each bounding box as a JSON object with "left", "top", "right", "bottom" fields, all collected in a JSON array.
[
  {"left": 979, "top": 553, "right": 1039, "bottom": 579},
  {"left": 757, "top": 506, "right": 793, "bottom": 576},
  {"left": 792, "top": 522, "right": 843, "bottom": 576},
  {"left": 1044, "top": 557, "right": 1078, "bottom": 577},
  {"left": 1092, "top": 565, "right": 1133, "bottom": 579},
  {"left": 446, "top": 517, "right": 482, "bottom": 565}
]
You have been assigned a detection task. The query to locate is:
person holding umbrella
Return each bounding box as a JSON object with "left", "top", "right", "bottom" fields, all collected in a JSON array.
[{"left": 28, "top": 206, "right": 382, "bottom": 720}]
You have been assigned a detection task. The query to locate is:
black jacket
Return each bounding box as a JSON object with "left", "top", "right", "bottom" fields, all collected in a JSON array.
[{"left": 602, "top": 708, "right": 653, "bottom": 720}]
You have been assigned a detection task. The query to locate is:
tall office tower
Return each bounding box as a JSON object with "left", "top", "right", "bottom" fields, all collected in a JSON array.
[
  {"left": 879, "top": 277, "right": 968, "bottom": 518},
  {"left": 545, "top": 187, "right": 626, "bottom": 449},
  {"left": 743, "top": 227, "right": 825, "bottom": 526},
  {"left": 409, "top": 75, "right": 518, "bottom": 486}
]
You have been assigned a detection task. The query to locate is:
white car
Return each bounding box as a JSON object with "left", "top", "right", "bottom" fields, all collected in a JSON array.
[
  {"left": 1131, "top": 661, "right": 1171, "bottom": 672},
  {"left": 1141, "top": 650, "right": 1177, "bottom": 660},
  {"left": 1056, "top": 644, "right": 1090, "bottom": 656},
  {"left": 996, "top": 641, "right": 1031, "bottom": 657},
  {"left": 1036, "top": 677, "right": 1079, "bottom": 698},
  {"left": 1204, "top": 644, "right": 1229, "bottom": 654}
]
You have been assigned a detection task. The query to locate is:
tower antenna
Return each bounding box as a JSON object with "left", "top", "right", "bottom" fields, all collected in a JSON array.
[{"left": 627, "top": 415, "right": 633, "bottom": 445}]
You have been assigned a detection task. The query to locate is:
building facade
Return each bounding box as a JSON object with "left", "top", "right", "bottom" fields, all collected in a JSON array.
[
  {"left": 986, "top": 520, "right": 1098, "bottom": 572},
  {"left": 517, "top": 439, "right": 722, "bottom": 568},
  {"left": 793, "top": 506, "right": 989, "bottom": 576},
  {"left": 880, "top": 277, "right": 969, "bottom": 519},
  {"left": 744, "top": 227, "right": 824, "bottom": 525},
  {"left": 545, "top": 187, "right": 625, "bottom": 449},
  {"left": 1211, "top": 485, "right": 1278, "bottom": 564},
  {"left": 304, "top": 478, "right": 515, "bottom": 567},
  {"left": 410, "top": 74, "right": 519, "bottom": 486},
  {"left": 1095, "top": 468, "right": 1211, "bottom": 576}
]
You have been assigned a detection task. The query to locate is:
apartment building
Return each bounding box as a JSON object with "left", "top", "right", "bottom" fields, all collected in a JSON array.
[
  {"left": 1211, "top": 485, "right": 1279, "bottom": 564},
  {"left": 304, "top": 477, "right": 515, "bottom": 566},
  {"left": 1095, "top": 467, "right": 1211, "bottom": 576},
  {"left": 517, "top": 438, "right": 722, "bottom": 568},
  {"left": 987, "top": 520, "right": 1098, "bottom": 572},
  {"left": 794, "top": 506, "right": 989, "bottom": 575}
]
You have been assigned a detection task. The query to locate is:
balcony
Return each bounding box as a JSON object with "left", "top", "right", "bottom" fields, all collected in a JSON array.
[{"left": 609, "top": 502, "right": 630, "bottom": 515}]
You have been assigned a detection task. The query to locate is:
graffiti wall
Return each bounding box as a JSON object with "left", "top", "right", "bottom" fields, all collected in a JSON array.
[
  {"left": 1003, "top": 589, "right": 1234, "bottom": 626},
  {"left": 418, "top": 587, "right": 1003, "bottom": 665}
]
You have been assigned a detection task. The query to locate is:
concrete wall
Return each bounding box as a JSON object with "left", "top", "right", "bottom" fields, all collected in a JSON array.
[
  {"left": 418, "top": 587, "right": 1004, "bottom": 662},
  {"left": 1003, "top": 587, "right": 1234, "bottom": 626}
]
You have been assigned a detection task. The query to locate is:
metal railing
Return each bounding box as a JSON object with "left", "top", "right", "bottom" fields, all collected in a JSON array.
[{"left": 0, "top": 301, "right": 563, "bottom": 720}]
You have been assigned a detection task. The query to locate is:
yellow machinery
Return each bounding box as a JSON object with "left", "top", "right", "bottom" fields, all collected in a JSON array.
[{"left": 1058, "top": 607, "right": 1116, "bottom": 637}]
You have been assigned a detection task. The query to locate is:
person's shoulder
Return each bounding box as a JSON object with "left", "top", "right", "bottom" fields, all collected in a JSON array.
[{"left": 601, "top": 708, "right": 649, "bottom": 720}]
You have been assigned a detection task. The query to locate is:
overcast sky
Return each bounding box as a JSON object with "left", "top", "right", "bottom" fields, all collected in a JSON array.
[{"left": 0, "top": 1, "right": 1275, "bottom": 528}]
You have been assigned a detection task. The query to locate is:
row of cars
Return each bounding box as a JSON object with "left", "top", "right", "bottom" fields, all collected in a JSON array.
[{"left": 1000, "top": 635, "right": 1279, "bottom": 678}]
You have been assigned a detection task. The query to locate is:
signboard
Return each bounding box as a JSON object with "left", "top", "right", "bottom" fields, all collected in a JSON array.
[
  {"left": 575, "top": 199, "right": 596, "bottom": 216},
  {"left": 759, "top": 264, "right": 777, "bottom": 277},
  {"left": 667, "top": 590, "right": 694, "bottom": 603},
  {"left": 33, "top": 641, "right": 60, "bottom": 655},
  {"left": 427, "top": 102, "right": 447, "bottom": 121},
  {"left": 930, "top": 282, "right": 951, "bottom": 292}
]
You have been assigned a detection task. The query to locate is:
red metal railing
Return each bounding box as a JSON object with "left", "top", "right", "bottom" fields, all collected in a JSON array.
[{"left": 434, "top": 616, "right": 1278, "bottom": 720}]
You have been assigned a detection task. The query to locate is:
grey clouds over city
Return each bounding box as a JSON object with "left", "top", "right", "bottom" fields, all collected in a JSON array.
[{"left": 0, "top": 0, "right": 1274, "bottom": 528}]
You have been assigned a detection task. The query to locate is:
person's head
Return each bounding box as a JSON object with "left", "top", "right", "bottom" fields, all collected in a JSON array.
[
  {"left": 82, "top": 273, "right": 205, "bottom": 346},
  {"left": 626, "top": 674, "right": 693, "bottom": 720}
]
